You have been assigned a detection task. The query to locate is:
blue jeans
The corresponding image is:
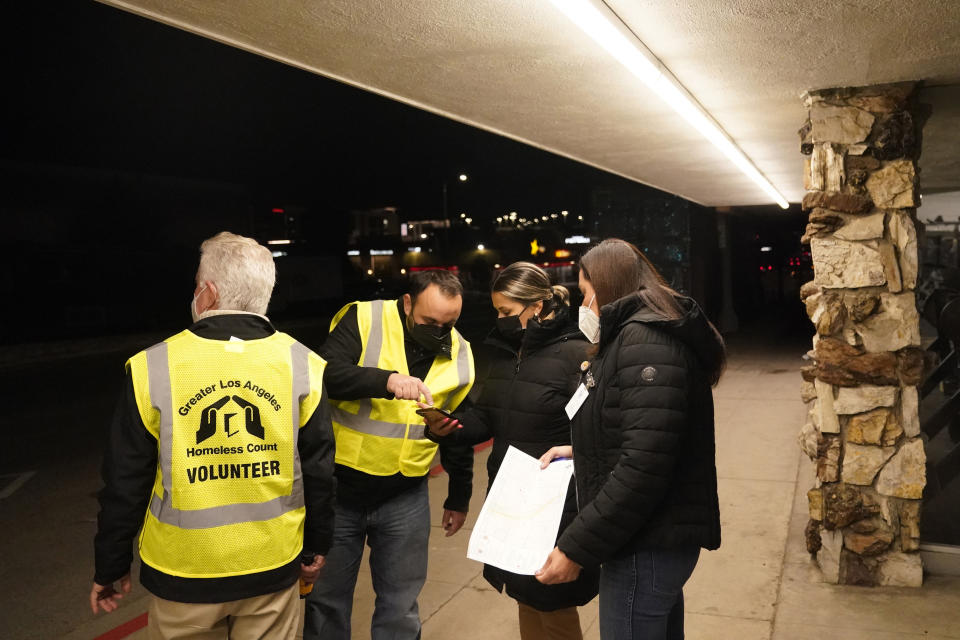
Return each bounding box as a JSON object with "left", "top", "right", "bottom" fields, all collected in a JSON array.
[
  {"left": 303, "top": 481, "right": 431, "bottom": 640},
  {"left": 599, "top": 548, "right": 700, "bottom": 640}
]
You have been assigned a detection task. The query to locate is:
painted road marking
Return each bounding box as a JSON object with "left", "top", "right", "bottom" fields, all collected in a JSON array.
[{"left": 0, "top": 471, "right": 36, "bottom": 499}]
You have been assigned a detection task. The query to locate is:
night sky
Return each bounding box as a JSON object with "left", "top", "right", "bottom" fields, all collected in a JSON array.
[
  {"left": 2, "top": 1, "right": 646, "bottom": 218},
  {"left": 0, "top": 1, "right": 722, "bottom": 344}
]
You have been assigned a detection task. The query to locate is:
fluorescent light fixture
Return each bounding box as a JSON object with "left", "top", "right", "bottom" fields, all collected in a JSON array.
[
  {"left": 548, "top": 0, "right": 789, "bottom": 209},
  {"left": 370, "top": 249, "right": 394, "bottom": 256},
  {"left": 267, "top": 239, "right": 291, "bottom": 245},
  {"left": 565, "top": 235, "right": 591, "bottom": 244},
  {"left": 760, "top": 246, "right": 773, "bottom": 252},
  {"left": 347, "top": 250, "right": 360, "bottom": 256}
]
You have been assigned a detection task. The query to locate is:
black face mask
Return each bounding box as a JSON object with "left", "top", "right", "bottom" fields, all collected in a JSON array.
[
  {"left": 496, "top": 314, "right": 525, "bottom": 343},
  {"left": 406, "top": 314, "right": 453, "bottom": 356}
]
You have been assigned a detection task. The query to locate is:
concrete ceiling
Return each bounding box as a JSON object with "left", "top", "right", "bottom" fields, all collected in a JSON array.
[{"left": 98, "top": 0, "right": 960, "bottom": 207}]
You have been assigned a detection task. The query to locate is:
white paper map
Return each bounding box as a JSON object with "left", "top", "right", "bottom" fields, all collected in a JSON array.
[{"left": 467, "top": 445, "right": 574, "bottom": 575}]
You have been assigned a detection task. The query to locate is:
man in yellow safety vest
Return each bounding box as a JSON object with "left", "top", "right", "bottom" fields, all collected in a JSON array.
[
  {"left": 90, "top": 232, "right": 336, "bottom": 639},
  {"left": 303, "top": 269, "right": 476, "bottom": 640}
]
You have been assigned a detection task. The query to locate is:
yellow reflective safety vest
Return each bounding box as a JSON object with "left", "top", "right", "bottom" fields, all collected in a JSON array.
[
  {"left": 328, "top": 299, "right": 474, "bottom": 477},
  {"left": 126, "top": 329, "right": 326, "bottom": 579}
]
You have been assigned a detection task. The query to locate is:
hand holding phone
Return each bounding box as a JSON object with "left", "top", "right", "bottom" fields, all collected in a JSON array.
[{"left": 416, "top": 404, "right": 461, "bottom": 437}]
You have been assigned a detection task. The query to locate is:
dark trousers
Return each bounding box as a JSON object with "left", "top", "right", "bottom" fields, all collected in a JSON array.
[{"left": 599, "top": 548, "right": 700, "bottom": 640}]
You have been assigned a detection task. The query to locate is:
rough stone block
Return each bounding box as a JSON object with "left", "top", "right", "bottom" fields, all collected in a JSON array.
[
  {"left": 817, "top": 436, "right": 841, "bottom": 482},
  {"left": 900, "top": 385, "right": 920, "bottom": 437},
  {"left": 876, "top": 552, "right": 923, "bottom": 587},
  {"left": 814, "top": 337, "right": 898, "bottom": 387},
  {"left": 810, "top": 104, "right": 875, "bottom": 145},
  {"left": 823, "top": 483, "right": 879, "bottom": 529},
  {"left": 844, "top": 529, "right": 894, "bottom": 556},
  {"left": 879, "top": 240, "right": 903, "bottom": 293},
  {"left": 899, "top": 501, "right": 921, "bottom": 552},
  {"left": 818, "top": 528, "right": 843, "bottom": 583},
  {"left": 802, "top": 190, "right": 873, "bottom": 214},
  {"left": 814, "top": 379, "right": 840, "bottom": 433},
  {"left": 801, "top": 379, "right": 817, "bottom": 403},
  {"left": 805, "top": 519, "right": 823, "bottom": 554},
  {"left": 842, "top": 443, "right": 896, "bottom": 485},
  {"left": 853, "top": 292, "right": 920, "bottom": 353},
  {"left": 808, "top": 488, "right": 824, "bottom": 521},
  {"left": 875, "top": 438, "right": 926, "bottom": 499},
  {"left": 897, "top": 347, "right": 925, "bottom": 386},
  {"left": 889, "top": 212, "right": 918, "bottom": 289},
  {"left": 834, "top": 211, "right": 885, "bottom": 241},
  {"left": 866, "top": 160, "right": 917, "bottom": 208},
  {"left": 799, "top": 421, "right": 820, "bottom": 460},
  {"left": 872, "top": 111, "right": 918, "bottom": 160},
  {"left": 843, "top": 289, "right": 881, "bottom": 322},
  {"left": 834, "top": 385, "right": 898, "bottom": 414},
  {"left": 846, "top": 408, "right": 890, "bottom": 445},
  {"left": 840, "top": 550, "right": 879, "bottom": 585},
  {"left": 811, "top": 238, "right": 886, "bottom": 288}
]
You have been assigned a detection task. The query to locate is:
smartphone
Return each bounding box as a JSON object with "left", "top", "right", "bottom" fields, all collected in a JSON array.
[{"left": 415, "top": 406, "right": 455, "bottom": 421}]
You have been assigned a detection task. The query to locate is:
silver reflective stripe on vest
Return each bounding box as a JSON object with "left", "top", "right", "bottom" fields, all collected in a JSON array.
[
  {"left": 146, "top": 340, "right": 306, "bottom": 530},
  {"left": 355, "top": 299, "right": 385, "bottom": 419},
  {"left": 440, "top": 334, "right": 471, "bottom": 411},
  {"left": 330, "top": 405, "right": 427, "bottom": 440}
]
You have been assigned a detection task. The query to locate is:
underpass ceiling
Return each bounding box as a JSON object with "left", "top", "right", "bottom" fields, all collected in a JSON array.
[{"left": 97, "top": 0, "right": 960, "bottom": 207}]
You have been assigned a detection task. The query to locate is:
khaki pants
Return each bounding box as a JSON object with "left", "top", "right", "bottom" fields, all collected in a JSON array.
[
  {"left": 148, "top": 582, "right": 300, "bottom": 640},
  {"left": 518, "top": 602, "right": 584, "bottom": 640}
]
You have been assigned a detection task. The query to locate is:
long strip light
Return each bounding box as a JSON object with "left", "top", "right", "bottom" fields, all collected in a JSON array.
[{"left": 549, "top": 0, "right": 789, "bottom": 209}]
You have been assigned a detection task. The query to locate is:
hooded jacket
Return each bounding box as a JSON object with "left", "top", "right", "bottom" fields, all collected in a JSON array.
[
  {"left": 557, "top": 292, "right": 723, "bottom": 569},
  {"left": 451, "top": 308, "right": 600, "bottom": 610}
]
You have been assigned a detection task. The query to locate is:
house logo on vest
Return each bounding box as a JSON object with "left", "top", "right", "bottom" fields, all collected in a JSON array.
[{"left": 196, "top": 395, "right": 265, "bottom": 444}]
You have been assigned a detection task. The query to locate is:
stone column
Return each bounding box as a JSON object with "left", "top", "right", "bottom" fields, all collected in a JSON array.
[{"left": 798, "top": 82, "right": 927, "bottom": 587}]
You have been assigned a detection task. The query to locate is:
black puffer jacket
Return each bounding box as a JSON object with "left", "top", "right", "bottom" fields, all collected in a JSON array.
[
  {"left": 557, "top": 293, "right": 723, "bottom": 569},
  {"left": 453, "top": 309, "right": 600, "bottom": 611}
]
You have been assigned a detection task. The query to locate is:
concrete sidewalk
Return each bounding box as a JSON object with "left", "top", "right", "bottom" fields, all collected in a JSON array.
[{"left": 65, "top": 343, "right": 960, "bottom": 639}]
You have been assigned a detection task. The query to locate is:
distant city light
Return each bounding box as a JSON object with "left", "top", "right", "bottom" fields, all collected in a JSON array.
[
  {"left": 400, "top": 268, "right": 407, "bottom": 275},
  {"left": 271, "top": 251, "right": 288, "bottom": 258},
  {"left": 267, "top": 239, "right": 291, "bottom": 245},
  {"left": 271, "top": 207, "right": 285, "bottom": 214},
  {"left": 561, "top": 210, "right": 569, "bottom": 217},
  {"left": 551, "top": 213, "right": 558, "bottom": 219},
  {"left": 370, "top": 249, "right": 394, "bottom": 256},
  {"left": 460, "top": 213, "right": 466, "bottom": 219},
  {"left": 494, "top": 263, "right": 501, "bottom": 269},
  {"left": 509, "top": 211, "right": 518, "bottom": 219},
  {"left": 577, "top": 215, "right": 584, "bottom": 220},
  {"left": 408, "top": 246, "right": 422, "bottom": 253},
  {"left": 760, "top": 246, "right": 773, "bottom": 252},
  {"left": 459, "top": 174, "right": 468, "bottom": 182},
  {"left": 400, "top": 223, "right": 408, "bottom": 235},
  {"left": 347, "top": 250, "right": 360, "bottom": 256},
  {"left": 497, "top": 217, "right": 503, "bottom": 223},
  {"left": 555, "top": 249, "right": 572, "bottom": 258},
  {"left": 367, "top": 269, "right": 374, "bottom": 275},
  {"left": 465, "top": 217, "right": 473, "bottom": 225},
  {"left": 565, "top": 235, "right": 591, "bottom": 244},
  {"left": 477, "top": 244, "right": 485, "bottom": 251},
  {"left": 420, "top": 233, "right": 428, "bottom": 239}
]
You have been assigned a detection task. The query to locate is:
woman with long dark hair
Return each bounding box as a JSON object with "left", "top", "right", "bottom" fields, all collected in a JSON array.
[
  {"left": 536, "top": 239, "right": 725, "bottom": 640},
  {"left": 424, "top": 261, "right": 599, "bottom": 640}
]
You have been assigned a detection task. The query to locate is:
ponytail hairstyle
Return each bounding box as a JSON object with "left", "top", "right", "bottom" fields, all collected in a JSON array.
[
  {"left": 492, "top": 261, "right": 569, "bottom": 320},
  {"left": 579, "top": 238, "right": 725, "bottom": 384}
]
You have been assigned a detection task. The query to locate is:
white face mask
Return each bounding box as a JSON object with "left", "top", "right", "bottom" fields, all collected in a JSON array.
[
  {"left": 578, "top": 294, "right": 600, "bottom": 344},
  {"left": 191, "top": 284, "right": 207, "bottom": 323}
]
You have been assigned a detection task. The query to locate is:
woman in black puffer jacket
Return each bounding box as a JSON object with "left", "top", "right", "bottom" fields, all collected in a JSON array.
[
  {"left": 536, "top": 239, "right": 725, "bottom": 640},
  {"left": 425, "top": 261, "right": 599, "bottom": 640}
]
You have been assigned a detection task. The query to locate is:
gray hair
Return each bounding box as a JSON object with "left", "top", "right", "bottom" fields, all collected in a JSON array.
[{"left": 197, "top": 232, "right": 275, "bottom": 314}]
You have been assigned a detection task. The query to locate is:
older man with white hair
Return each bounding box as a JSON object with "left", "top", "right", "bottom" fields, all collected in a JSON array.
[{"left": 91, "top": 231, "right": 336, "bottom": 640}]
